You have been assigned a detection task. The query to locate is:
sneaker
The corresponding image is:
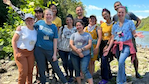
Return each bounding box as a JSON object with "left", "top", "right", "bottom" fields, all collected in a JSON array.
[
  {"left": 136, "top": 73, "right": 143, "bottom": 79},
  {"left": 99, "top": 79, "right": 108, "bottom": 84}
]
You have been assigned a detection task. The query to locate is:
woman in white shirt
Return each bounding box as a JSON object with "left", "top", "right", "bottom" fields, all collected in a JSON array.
[{"left": 12, "top": 13, "right": 37, "bottom": 84}]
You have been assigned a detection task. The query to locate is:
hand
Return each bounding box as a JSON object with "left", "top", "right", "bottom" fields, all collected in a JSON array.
[
  {"left": 103, "top": 45, "right": 108, "bottom": 50},
  {"left": 52, "top": 55, "right": 57, "bottom": 62},
  {"left": 93, "top": 47, "right": 98, "bottom": 55},
  {"left": 77, "top": 48, "right": 82, "bottom": 53},
  {"left": 78, "top": 52, "right": 84, "bottom": 58},
  {"left": 3, "top": 0, "right": 12, "bottom": 6},
  {"left": 134, "top": 32, "right": 144, "bottom": 38},
  {"left": 103, "top": 48, "right": 109, "bottom": 56}
]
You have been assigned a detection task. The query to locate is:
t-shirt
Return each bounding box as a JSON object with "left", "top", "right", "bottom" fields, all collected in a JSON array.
[
  {"left": 100, "top": 22, "right": 113, "bottom": 40},
  {"left": 34, "top": 20, "right": 58, "bottom": 50},
  {"left": 16, "top": 26, "right": 37, "bottom": 51},
  {"left": 58, "top": 25, "right": 76, "bottom": 51},
  {"left": 52, "top": 16, "right": 62, "bottom": 29},
  {"left": 70, "top": 32, "right": 92, "bottom": 56},
  {"left": 74, "top": 16, "right": 89, "bottom": 27},
  {"left": 113, "top": 12, "right": 138, "bottom": 22},
  {"left": 112, "top": 19, "right": 136, "bottom": 42}
]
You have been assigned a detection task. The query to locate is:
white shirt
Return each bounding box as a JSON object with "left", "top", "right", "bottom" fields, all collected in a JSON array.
[{"left": 16, "top": 26, "right": 37, "bottom": 51}]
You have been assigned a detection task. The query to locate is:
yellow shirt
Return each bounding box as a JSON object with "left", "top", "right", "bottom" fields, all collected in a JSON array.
[
  {"left": 52, "top": 16, "right": 62, "bottom": 30},
  {"left": 101, "top": 22, "right": 113, "bottom": 40}
]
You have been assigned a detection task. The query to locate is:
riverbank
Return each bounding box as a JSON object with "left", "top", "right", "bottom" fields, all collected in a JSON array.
[{"left": 0, "top": 46, "right": 149, "bottom": 84}]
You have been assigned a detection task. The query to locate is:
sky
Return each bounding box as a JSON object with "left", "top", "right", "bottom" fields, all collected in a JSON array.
[{"left": 80, "top": 0, "right": 149, "bottom": 23}]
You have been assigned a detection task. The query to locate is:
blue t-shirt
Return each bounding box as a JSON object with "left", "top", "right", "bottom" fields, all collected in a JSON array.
[
  {"left": 70, "top": 32, "right": 92, "bottom": 56},
  {"left": 34, "top": 20, "right": 58, "bottom": 50},
  {"left": 112, "top": 19, "right": 136, "bottom": 42}
]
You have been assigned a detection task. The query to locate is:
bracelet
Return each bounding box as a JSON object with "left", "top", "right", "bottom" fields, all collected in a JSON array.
[{"left": 81, "top": 47, "right": 85, "bottom": 51}]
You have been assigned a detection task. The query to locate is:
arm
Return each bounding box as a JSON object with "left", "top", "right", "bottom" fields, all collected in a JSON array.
[
  {"left": 69, "top": 40, "right": 78, "bottom": 53},
  {"left": 12, "top": 26, "right": 21, "bottom": 55},
  {"left": 135, "top": 18, "right": 141, "bottom": 28},
  {"left": 52, "top": 39, "right": 57, "bottom": 61},
  {"left": 3, "top": 0, "right": 25, "bottom": 20},
  {"left": 82, "top": 39, "right": 92, "bottom": 51}
]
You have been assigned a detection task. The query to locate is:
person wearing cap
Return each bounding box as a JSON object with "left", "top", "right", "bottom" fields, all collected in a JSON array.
[
  {"left": 84, "top": 15, "right": 102, "bottom": 75},
  {"left": 12, "top": 13, "right": 37, "bottom": 84},
  {"left": 57, "top": 14, "right": 76, "bottom": 82}
]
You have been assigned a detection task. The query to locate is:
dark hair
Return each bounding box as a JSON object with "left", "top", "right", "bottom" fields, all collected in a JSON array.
[
  {"left": 66, "top": 14, "right": 74, "bottom": 25},
  {"left": 34, "top": 7, "right": 43, "bottom": 13},
  {"left": 48, "top": 4, "right": 58, "bottom": 16},
  {"left": 102, "top": 8, "right": 111, "bottom": 15},
  {"left": 114, "top": 1, "right": 122, "bottom": 5},
  {"left": 75, "top": 20, "right": 84, "bottom": 26},
  {"left": 89, "top": 15, "right": 97, "bottom": 21}
]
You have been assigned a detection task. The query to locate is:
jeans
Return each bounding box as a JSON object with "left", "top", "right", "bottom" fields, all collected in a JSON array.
[
  {"left": 115, "top": 45, "right": 130, "bottom": 84},
  {"left": 34, "top": 46, "right": 67, "bottom": 84},
  {"left": 58, "top": 50, "right": 73, "bottom": 77},
  {"left": 70, "top": 53, "right": 92, "bottom": 79}
]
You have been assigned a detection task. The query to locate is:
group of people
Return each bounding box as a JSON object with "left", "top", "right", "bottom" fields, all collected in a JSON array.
[{"left": 3, "top": 0, "right": 144, "bottom": 84}]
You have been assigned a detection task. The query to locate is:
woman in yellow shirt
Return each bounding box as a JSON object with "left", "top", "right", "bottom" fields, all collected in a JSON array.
[
  {"left": 84, "top": 15, "right": 102, "bottom": 75},
  {"left": 99, "top": 8, "right": 114, "bottom": 84},
  {"left": 49, "top": 4, "right": 62, "bottom": 31}
]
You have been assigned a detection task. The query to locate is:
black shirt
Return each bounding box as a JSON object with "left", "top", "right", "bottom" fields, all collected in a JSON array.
[{"left": 74, "top": 16, "right": 89, "bottom": 27}]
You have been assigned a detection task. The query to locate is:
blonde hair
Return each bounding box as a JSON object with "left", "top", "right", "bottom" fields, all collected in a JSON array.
[{"left": 43, "top": 8, "right": 53, "bottom": 17}]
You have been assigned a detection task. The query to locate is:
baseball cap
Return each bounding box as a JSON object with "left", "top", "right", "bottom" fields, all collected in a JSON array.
[{"left": 24, "top": 13, "right": 34, "bottom": 20}]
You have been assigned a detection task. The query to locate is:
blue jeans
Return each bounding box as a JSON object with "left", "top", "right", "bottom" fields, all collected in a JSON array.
[
  {"left": 58, "top": 50, "right": 73, "bottom": 77},
  {"left": 115, "top": 45, "right": 130, "bottom": 84},
  {"left": 34, "top": 46, "right": 67, "bottom": 84},
  {"left": 70, "top": 53, "right": 92, "bottom": 79}
]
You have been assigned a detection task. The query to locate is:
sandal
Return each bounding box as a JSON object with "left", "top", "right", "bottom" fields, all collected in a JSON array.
[{"left": 99, "top": 79, "right": 108, "bottom": 84}]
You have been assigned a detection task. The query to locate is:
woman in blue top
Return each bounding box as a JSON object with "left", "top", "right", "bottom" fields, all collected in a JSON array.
[
  {"left": 34, "top": 9, "right": 68, "bottom": 84},
  {"left": 104, "top": 6, "right": 143, "bottom": 84}
]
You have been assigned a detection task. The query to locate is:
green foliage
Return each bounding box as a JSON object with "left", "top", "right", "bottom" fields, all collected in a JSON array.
[
  {"left": 137, "top": 16, "right": 149, "bottom": 31},
  {"left": 0, "top": 0, "right": 84, "bottom": 59}
]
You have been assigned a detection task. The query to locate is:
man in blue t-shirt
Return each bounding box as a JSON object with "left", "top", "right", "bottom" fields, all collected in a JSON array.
[{"left": 112, "top": 1, "right": 142, "bottom": 79}]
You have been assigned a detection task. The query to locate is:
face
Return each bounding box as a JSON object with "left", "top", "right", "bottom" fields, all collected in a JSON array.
[
  {"left": 44, "top": 10, "right": 53, "bottom": 22},
  {"left": 25, "top": 18, "right": 34, "bottom": 26},
  {"left": 50, "top": 5, "right": 57, "bottom": 16},
  {"left": 114, "top": 2, "right": 122, "bottom": 11},
  {"left": 76, "top": 7, "right": 83, "bottom": 16},
  {"left": 35, "top": 11, "right": 43, "bottom": 20},
  {"left": 76, "top": 22, "right": 84, "bottom": 32},
  {"left": 89, "top": 17, "right": 96, "bottom": 25},
  {"left": 66, "top": 17, "right": 73, "bottom": 26},
  {"left": 117, "top": 8, "right": 126, "bottom": 20},
  {"left": 102, "top": 11, "right": 110, "bottom": 21}
]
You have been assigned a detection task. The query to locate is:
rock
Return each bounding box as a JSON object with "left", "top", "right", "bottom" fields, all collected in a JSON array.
[
  {"left": 5, "top": 61, "right": 16, "bottom": 69},
  {"left": 133, "top": 72, "right": 149, "bottom": 84},
  {"left": 0, "top": 68, "right": 7, "bottom": 73},
  {"left": 0, "top": 59, "right": 5, "bottom": 64}
]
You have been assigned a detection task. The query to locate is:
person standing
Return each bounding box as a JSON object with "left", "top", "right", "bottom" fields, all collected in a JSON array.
[
  {"left": 70, "top": 20, "right": 93, "bottom": 84},
  {"left": 74, "top": 6, "right": 89, "bottom": 27},
  {"left": 12, "top": 13, "right": 37, "bottom": 84},
  {"left": 57, "top": 14, "right": 76, "bottom": 82},
  {"left": 98, "top": 8, "right": 114, "bottom": 84},
  {"left": 104, "top": 6, "right": 143, "bottom": 84},
  {"left": 84, "top": 15, "right": 102, "bottom": 75},
  {"left": 113, "top": 1, "right": 142, "bottom": 78}
]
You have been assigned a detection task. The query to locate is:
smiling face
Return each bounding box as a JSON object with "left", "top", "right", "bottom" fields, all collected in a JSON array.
[
  {"left": 117, "top": 7, "right": 126, "bottom": 20},
  {"left": 50, "top": 5, "right": 57, "bottom": 16},
  {"left": 102, "top": 11, "right": 110, "bottom": 21},
  {"left": 114, "top": 2, "right": 122, "bottom": 11},
  {"left": 89, "top": 17, "right": 96, "bottom": 26},
  {"left": 66, "top": 17, "right": 73, "bottom": 26},
  {"left": 76, "top": 6, "right": 83, "bottom": 16},
  {"left": 25, "top": 18, "right": 34, "bottom": 27},
  {"left": 44, "top": 9, "right": 53, "bottom": 22},
  {"left": 35, "top": 11, "right": 43, "bottom": 20},
  {"left": 76, "top": 21, "right": 84, "bottom": 32}
]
